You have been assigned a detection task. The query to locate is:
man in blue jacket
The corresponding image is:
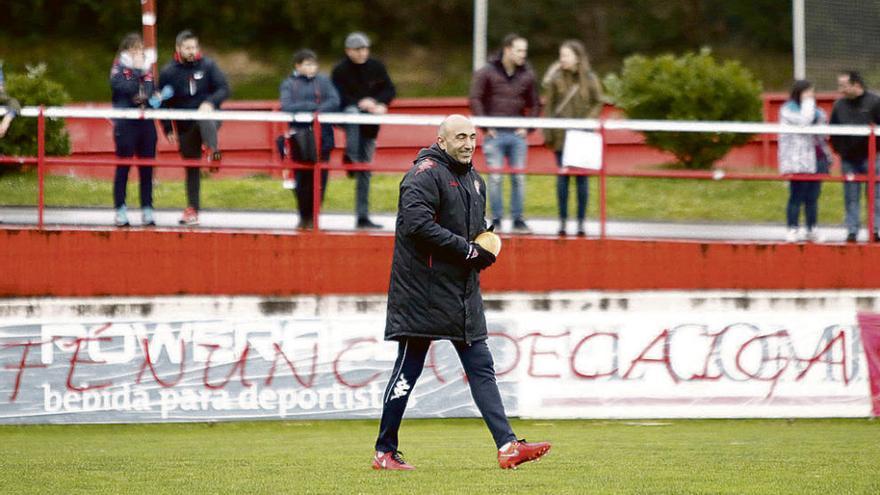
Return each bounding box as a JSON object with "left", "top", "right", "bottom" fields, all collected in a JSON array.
[
  {"left": 280, "top": 49, "right": 340, "bottom": 229},
  {"left": 372, "top": 114, "right": 551, "bottom": 471},
  {"left": 159, "top": 30, "right": 229, "bottom": 226}
]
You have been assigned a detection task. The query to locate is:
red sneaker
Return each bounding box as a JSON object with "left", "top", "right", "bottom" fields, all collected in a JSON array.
[
  {"left": 497, "top": 439, "right": 551, "bottom": 469},
  {"left": 178, "top": 207, "right": 199, "bottom": 226},
  {"left": 371, "top": 450, "right": 416, "bottom": 471}
]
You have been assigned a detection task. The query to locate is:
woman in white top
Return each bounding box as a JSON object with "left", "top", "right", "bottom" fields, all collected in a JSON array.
[{"left": 778, "top": 80, "right": 832, "bottom": 242}]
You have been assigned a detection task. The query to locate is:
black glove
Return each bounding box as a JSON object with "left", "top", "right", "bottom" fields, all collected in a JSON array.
[{"left": 467, "top": 242, "right": 496, "bottom": 272}]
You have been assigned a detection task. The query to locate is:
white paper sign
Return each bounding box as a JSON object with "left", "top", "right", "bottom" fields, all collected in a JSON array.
[{"left": 561, "top": 130, "right": 603, "bottom": 169}]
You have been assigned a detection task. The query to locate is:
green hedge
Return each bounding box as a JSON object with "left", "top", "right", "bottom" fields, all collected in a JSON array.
[
  {"left": 605, "top": 49, "right": 763, "bottom": 169},
  {"left": 0, "top": 65, "right": 71, "bottom": 160}
]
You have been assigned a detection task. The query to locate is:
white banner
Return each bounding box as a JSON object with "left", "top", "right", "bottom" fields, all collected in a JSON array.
[{"left": 0, "top": 293, "right": 874, "bottom": 423}]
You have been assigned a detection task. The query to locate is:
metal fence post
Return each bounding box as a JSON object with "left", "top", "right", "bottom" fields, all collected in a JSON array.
[
  {"left": 37, "top": 105, "right": 45, "bottom": 230},
  {"left": 313, "top": 112, "right": 322, "bottom": 231},
  {"left": 599, "top": 120, "right": 607, "bottom": 239},
  {"left": 869, "top": 124, "right": 876, "bottom": 242}
]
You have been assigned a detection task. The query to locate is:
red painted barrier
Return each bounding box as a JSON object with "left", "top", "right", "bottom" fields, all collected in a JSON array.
[{"left": 2, "top": 228, "right": 879, "bottom": 298}]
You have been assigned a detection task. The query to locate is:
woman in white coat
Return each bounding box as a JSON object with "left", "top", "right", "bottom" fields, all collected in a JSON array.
[{"left": 778, "top": 80, "right": 832, "bottom": 242}]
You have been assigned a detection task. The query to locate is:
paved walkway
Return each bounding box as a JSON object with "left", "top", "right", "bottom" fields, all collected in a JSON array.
[{"left": 0, "top": 206, "right": 861, "bottom": 243}]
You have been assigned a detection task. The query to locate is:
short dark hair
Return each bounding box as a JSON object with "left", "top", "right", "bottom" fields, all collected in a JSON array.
[
  {"left": 789, "top": 79, "right": 813, "bottom": 104},
  {"left": 293, "top": 49, "right": 317, "bottom": 66},
  {"left": 501, "top": 33, "right": 526, "bottom": 50},
  {"left": 841, "top": 70, "right": 866, "bottom": 89},
  {"left": 118, "top": 33, "right": 143, "bottom": 53},
  {"left": 176, "top": 30, "right": 197, "bottom": 47}
]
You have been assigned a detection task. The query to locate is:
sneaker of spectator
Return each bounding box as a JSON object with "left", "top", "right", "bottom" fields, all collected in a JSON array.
[
  {"left": 576, "top": 221, "right": 587, "bottom": 237},
  {"left": 804, "top": 228, "right": 823, "bottom": 243},
  {"left": 114, "top": 206, "right": 130, "bottom": 228},
  {"left": 512, "top": 218, "right": 532, "bottom": 234},
  {"left": 142, "top": 207, "right": 156, "bottom": 227},
  {"left": 208, "top": 150, "right": 222, "bottom": 173},
  {"left": 356, "top": 217, "right": 382, "bottom": 230},
  {"left": 785, "top": 228, "right": 799, "bottom": 243},
  {"left": 178, "top": 207, "right": 199, "bottom": 226}
]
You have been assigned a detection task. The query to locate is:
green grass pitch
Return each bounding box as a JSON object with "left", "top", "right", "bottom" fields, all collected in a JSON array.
[{"left": 1, "top": 418, "right": 878, "bottom": 494}]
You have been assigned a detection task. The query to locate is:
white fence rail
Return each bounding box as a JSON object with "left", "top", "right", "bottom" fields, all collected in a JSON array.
[{"left": 0, "top": 105, "right": 873, "bottom": 137}]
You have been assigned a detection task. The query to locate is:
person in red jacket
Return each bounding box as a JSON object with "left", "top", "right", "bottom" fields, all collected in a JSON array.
[{"left": 469, "top": 34, "right": 542, "bottom": 234}]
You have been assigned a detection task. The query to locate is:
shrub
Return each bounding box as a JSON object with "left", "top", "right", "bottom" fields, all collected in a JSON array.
[
  {"left": 604, "top": 48, "right": 763, "bottom": 169},
  {"left": 0, "top": 63, "right": 71, "bottom": 161}
]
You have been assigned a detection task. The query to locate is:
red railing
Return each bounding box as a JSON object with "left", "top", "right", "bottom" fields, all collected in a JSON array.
[{"left": 2, "top": 106, "right": 878, "bottom": 242}]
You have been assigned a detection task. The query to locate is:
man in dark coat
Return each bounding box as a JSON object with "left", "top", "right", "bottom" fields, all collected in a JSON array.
[
  {"left": 371, "top": 115, "right": 550, "bottom": 471},
  {"left": 469, "top": 33, "right": 541, "bottom": 234},
  {"left": 159, "top": 30, "right": 229, "bottom": 226},
  {"left": 830, "top": 71, "right": 880, "bottom": 242},
  {"left": 331, "top": 32, "right": 396, "bottom": 229}
]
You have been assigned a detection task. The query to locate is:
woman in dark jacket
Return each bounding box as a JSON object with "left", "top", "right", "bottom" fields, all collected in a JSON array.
[
  {"left": 542, "top": 40, "right": 603, "bottom": 237},
  {"left": 110, "top": 33, "right": 157, "bottom": 227}
]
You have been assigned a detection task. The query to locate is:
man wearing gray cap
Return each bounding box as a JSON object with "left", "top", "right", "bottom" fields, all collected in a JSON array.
[{"left": 332, "top": 32, "right": 396, "bottom": 229}]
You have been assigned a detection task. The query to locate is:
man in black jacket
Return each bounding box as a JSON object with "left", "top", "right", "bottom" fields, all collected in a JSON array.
[
  {"left": 371, "top": 115, "right": 550, "bottom": 471},
  {"left": 159, "top": 30, "right": 229, "bottom": 226},
  {"left": 331, "top": 32, "right": 396, "bottom": 229},
  {"left": 830, "top": 71, "right": 880, "bottom": 242}
]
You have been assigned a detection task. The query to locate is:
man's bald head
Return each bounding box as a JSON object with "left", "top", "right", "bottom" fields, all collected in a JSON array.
[{"left": 437, "top": 114, "right": 477, "bottom": 164}]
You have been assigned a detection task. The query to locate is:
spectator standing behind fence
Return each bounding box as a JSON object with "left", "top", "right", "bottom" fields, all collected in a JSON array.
[
  {"left": 280, "top": 49, "right": 340, "bottom": 230},
  {"left": 159, "top": 30, "right": 229, "bottom": 226},
  {"left": 778, "top": 80, "right": 832, "bottom": 243},
  {"left": 0, "top": 61, "right": 21, "bottom": 140},
  {"left": 830, "top": 71, "right": 880, "bottom": 243},
  {"left": 541, "top": 40, "right": 603, "bottom": 237},
  {"left": 110, "top": 33, "right": 157, "bottom": 227},
  {"left": 331, "top": 32, "right": 396, "bottom": 230},
  {"left": 469, "top": 33, "right": 541, "bottom": 234}
]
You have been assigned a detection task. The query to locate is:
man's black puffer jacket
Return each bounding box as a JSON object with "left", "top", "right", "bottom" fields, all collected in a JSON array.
[{"left": 385, "top": 144, "right": 489, "bottom": 344}]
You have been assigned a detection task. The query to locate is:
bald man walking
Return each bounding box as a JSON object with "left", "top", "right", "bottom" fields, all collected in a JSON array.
[{"left": 372, "top": 115, "right": 551, "bottom": 471}]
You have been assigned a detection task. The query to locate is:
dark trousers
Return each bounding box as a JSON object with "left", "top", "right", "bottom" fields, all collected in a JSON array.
[
  {"left": 113, "top": 120, "right": 157, "bottom": 209},
  {"left": 375, "top": 337, "right": 516, "bottom": 453},
  {"left": 292, "top": 125, "right": 334, "bottom": 226},
  {"left": 787, "top": 180, "right": 821, "bottom": 229},
  {"left": 294, "top": 168, "right": 329, "bottom": 226},
  {"left": 177, "top": 121, "right": 220, "bottom": 210},
  {"left": 555, "top": 151, "right": 588, "bottom": 221}
]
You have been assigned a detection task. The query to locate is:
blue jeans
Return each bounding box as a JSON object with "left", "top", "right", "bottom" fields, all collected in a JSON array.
[
  {"left": 343, "top": 105, "right": 377, "bottom": 219},
  {"left": 483, "top": 131, "right": 528, "bottom": 222},
  {"left": 842, "top": 157, "right": 880, "bottom": 234},
  {"left": 554, "top": 151, "right": 588, "bottom": 222},
  {"left": 375, "top": 337, "right": 516, "bottom": 452}
]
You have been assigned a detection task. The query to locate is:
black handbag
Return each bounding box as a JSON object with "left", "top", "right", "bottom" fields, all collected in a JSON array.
[{"left": 290, "top": 126, "right": 318, "bottom": 164}]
